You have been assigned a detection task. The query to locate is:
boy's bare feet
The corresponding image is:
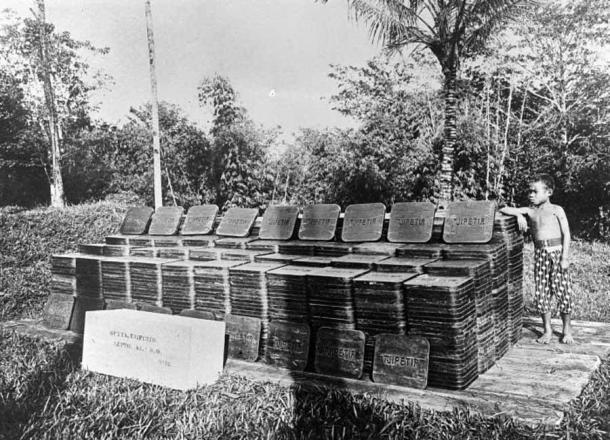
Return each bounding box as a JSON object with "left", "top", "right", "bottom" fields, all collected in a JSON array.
[
  {"left": 561, "top": 313, "right": 574, "bottom": 344},
  {"left": 538, "top": 312, "right": 553, "bottom": 344},
  {"left": 536, "top": 331, "right": 553, "bottom": 344}
]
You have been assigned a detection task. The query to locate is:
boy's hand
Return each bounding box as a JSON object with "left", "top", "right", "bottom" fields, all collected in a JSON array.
[
  {"left": 516, "top": 214, "right": 528, "bottom": 232},
  {"left": 560, "top": 258, "right": 569, "bottom": 270}
]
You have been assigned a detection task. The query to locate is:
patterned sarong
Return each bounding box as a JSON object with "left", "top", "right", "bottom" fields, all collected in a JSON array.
[{"left": 533, "top": 246, "right": 573, "bottom": 314}]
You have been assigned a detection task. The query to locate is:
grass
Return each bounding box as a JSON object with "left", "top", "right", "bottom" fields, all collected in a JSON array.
[
  {"left": 1, "top": 328, "right": 609, "bottom": 439},
  {"left": 0, "top": 202, "right": 127, "bottom": 321},
  {"left": 1, "top": 202, "right": 609, "bottom": 439},
  {"left": 523, "top": 240, "right": 610, "bottom": 322}
]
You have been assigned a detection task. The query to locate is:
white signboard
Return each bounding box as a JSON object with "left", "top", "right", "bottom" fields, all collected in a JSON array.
[{"left": 82, "top": 309, "right": 225, "bottom": 390}]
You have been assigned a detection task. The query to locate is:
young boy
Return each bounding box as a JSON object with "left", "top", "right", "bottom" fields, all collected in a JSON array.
[{"left": 501, "top": 174, "right": 574, "bottom": 344}]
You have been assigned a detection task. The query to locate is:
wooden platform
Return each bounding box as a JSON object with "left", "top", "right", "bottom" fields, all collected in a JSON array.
[
  {"left": 225, "top": 317, "right": 610, "bottom": 427},
  {"left": 1, "top": 319, "right": 82, "bottom": 345}
]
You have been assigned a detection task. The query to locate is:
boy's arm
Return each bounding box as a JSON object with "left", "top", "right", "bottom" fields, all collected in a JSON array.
[
  {"left": 554, "top": 206, "right": 571, "bottom": 270},
  {"left": 500, "top": 206, "right": 531, "bottom": 232}
]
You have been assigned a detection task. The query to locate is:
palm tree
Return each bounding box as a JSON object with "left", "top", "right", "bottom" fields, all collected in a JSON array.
[{"left": 337, "top": 0, "right": 535, "bottom": 203}]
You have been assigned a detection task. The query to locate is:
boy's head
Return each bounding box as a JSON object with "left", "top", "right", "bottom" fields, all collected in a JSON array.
[{"left": 528, "top": 174, "right": 554, "bottom": 206}]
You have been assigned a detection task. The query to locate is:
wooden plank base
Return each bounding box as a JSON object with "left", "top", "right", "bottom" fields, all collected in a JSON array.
[
  {"left": 225, "top": 317, "right": 610, "bottom": 427},
  {"left": 1, "top": 318, "right": 82, "bottom": 345}
]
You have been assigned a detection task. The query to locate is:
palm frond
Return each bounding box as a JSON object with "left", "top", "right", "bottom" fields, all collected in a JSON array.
[
  {"left": 389, "top": 28, "right": 438, "bottom": 49},
  {"left": 346, "top": 0, "right": 436, "bottom": 47},
  {"left": 462, "top": 0, "right": 537, "bottom": 53}
]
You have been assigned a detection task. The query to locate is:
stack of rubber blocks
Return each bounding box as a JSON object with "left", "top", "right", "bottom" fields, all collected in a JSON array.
[
  {"left": 404, "top": 275, "right": 479, "bottom": 389},
  {"left": 192, "top": 259, "right": 243, "bottom": 319},
  {"left": 424, "top": 260, "right": 495, "bottom": 374},
  {"left": 443, "top": 239, "right": 511, "bottom": 358},
  {"left": 306, "top": 267, "right": 369, "bottom": 332},
  {"left": 48, "top": 201, "right": 525, "bottom": 392},
  {"left": 353, "top": 271, "right": 417, "bottom": 375},
  {"left": 229, "top": 262, "right": 286, "bottom": 357},
  {"left": 266, "top": 265, "right": 314, "bottom": 323},
  {"left": 494, "top": 214, "right": 525, "bottom": 344}
]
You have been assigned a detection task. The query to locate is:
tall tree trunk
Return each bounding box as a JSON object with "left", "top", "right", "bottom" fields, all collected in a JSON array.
[
  {"left": 36, "top": 0, "right": 64, "bottom": 208},
  {"left": 485, "top": 83, "right": 491, "bottom": 200},
  {"left": 516, "top": 86, "right": 527, "bottom": 151},
  {"left": 493, "top": 81, "right": 501, "bottom": 195},
  {"left": 282, "top": 172, "right": 290, "bottom": 204},
  {"left": 497, "top": 83, "right": 513, "bottom": 202},
  {"left": 145, "top": 0, "right": 163, "bottom": 209},
  {"left": 440, "top": 62, "right": 458, "bottom": 203}
]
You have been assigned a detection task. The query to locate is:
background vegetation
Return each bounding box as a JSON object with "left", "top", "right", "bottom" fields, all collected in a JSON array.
[
  {"left": 1, "top": 0, "right": 609, "bottom": 240},
  {"left": 1, "top": 2, "right": 609, "bottom": 438}
]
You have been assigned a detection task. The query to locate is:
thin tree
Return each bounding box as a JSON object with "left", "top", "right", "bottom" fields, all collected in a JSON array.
[
  {"left": 336, "top": 0, "right": 535, "bottom": 203},
  {"left": 35, "top": 0, "right": 64, "bottom": 207},
  {"left": 145, "top": 0, "right": 163, "bottom": 209}
]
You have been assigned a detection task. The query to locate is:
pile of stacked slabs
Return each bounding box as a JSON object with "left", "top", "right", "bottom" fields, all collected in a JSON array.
[
  {"left": 492, "top": 283, "right": 510, "bottom": 357},
  {"left": 157, "top": 247, "right": 189, "bottom": 260},
  {"left": 396, "top": 243, "right": 446, "bottom": 259},
  {"left": 247, "top": 240, "right": 284, "bottom": 253},
  {"left": 124, "top": 236, "right": 153, "bottom": 247},
  {"left": 161, "top": 261, "right": 196, "bottom": 313},
  {"left": 220, "top": 249, "right": 267, "bottom": 262},
  {"left": 494, "top": 214, "right": 525, "bottom": 344},
  {"left": 153, "top": 237, "right": 182, "bottom": 248},
  {"left": 443, "top": 240, "right": 510, "bottom": 358},
  {"left": 276, "top": 241, "right": 316, "bottom": 256},
  {"left": 229, "top": 262, "right": 287, "bottom": 356},
  {"left": 50, "top": 253, "right": 77, "bottom": 296},
  {"left": 266, "top": 265, "right": 314, "bottom": 323},
  {"left": 306, "top": 267, "right": 369, "bottom": 332},
  {"left": 353, "top": 271, "right": 417, "bottom": 375},
  {"left": 129, "top": 247, "right": 158, "bottom": 257},
  {"left": 104, "top": 235, "right": 128, "bottom": 245},
  {"left": 103, "top": 245, "right": 130, "bottom": 256},
  {"left": 188, "top": 247, "right": 221, "bottom": 261},
  {"left": 314, "top": 242, "right": 355, "bottom": 257},
  {"left": 330, "top": 254, "right": 389, "bottom": 269},
  {"left": 404, "top": 275, "right": 478, "bottom": 390},
  {"left": 181, "top": 235, "right": 217, "bottom": 247},
  {"left": 75, "top": 255, "right": 103, "bottom": 298},
  {"left": 193, "top": 259, "right": 245, "bottom": 318},
  {"left": 424, "top": 260, "right": 495, "bottom": 373},
  {"left": 78, "top": 244, "right": 105, "bottom": 255},
  {"left": 130, "top": 257, "right": 174, "bottom": 306},
  {"left": 255, "top": 253, "right": 301, "bottom": 264},
  {"left": 375, "top": 257, "right": 438, "bottom": 274},
  {"left": 292, "top": 256, "right": 333, "bottom": 267},
  {"left": 101, "top": 257, "right": 130, "bottom": 302},
  {"left": 352, "top": 242, "right": 403, "bottom": 256},
  {"left": 215, "top": 237, "right": 256, "bottom": 249}
]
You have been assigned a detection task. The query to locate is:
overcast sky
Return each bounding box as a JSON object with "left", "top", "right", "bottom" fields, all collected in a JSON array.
[{"left": 3, "top": 0, "right": 382, "bottom": 136}]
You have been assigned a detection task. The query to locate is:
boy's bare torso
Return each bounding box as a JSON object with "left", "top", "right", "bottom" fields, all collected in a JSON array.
[{"left": 526, "top": 203, "right": 563, "bottom": 241}]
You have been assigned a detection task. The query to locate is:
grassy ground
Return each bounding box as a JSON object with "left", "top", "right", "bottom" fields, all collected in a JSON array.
[
  {"left": 1, "top": 329, "right": 609, "bottom": 440},
  {"left": 0, "top": 202, "right": 127, "bottom": 321},
  {"left": 522, "top": 240, "right": 610, "bottom": 322},
  {"left": 1, "top": 203, "right": 609, "bottom": 439}
]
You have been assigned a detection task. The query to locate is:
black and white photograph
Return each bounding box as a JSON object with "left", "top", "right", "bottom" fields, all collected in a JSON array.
[{"left": 1, "top": 0, "right": 609, "bottom": 438}]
